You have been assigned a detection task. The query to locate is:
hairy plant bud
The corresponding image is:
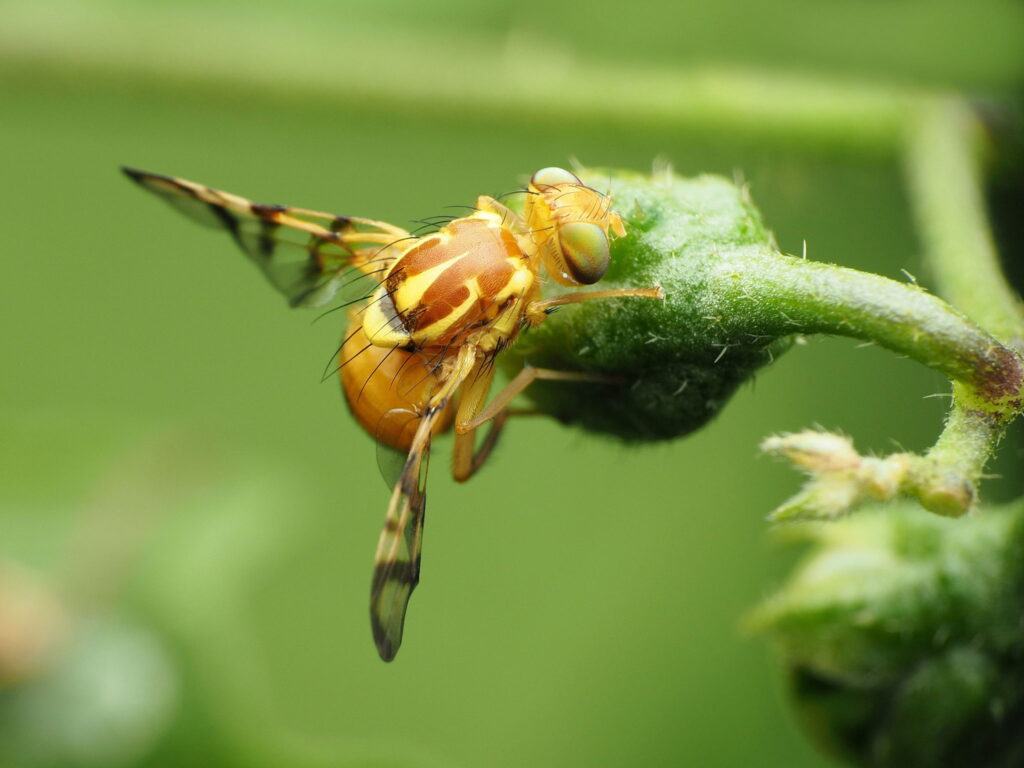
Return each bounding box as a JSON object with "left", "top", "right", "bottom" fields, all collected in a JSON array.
[
  {"left": 748, "top": 501, "right": 1024, "bottom": 766},
  {"left": 506, "top": 168, "right": 792, "bottom": 441}
]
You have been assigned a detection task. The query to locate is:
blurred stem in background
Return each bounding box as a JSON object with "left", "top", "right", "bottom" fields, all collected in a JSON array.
[
  {"left": 905, "top": 97, "right": 1024, "bottom": 349},
  {"left": 0, "top": 1, "right": 1011, "bottom": 165}
]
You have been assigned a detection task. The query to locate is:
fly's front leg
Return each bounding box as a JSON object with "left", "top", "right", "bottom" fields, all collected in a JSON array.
[{"left": 524, "top": 286, "right": 664, "bottom": 326}]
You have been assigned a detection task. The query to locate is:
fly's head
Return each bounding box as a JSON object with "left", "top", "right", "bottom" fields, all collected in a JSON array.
[{"left": 528, "top": 167, "right": 626, "bottom": 287}]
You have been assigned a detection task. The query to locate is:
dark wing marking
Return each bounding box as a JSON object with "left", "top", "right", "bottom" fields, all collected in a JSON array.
[
  {"left": 370, "top": 346, "right": 478, "bottom": 661},
  {"left": 122, "top": 167, "right": 411, "bottom": 308}
]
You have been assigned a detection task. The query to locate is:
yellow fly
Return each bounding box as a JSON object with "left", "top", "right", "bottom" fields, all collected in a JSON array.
[{"left": 123, "top": 166, "right": 663, "bottom": 660}]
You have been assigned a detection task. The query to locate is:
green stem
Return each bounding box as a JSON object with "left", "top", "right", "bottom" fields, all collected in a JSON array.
[
  {"left": 905, "top": 98, "right": 1024, "bottom": 350},
  {"left": 750, "top": 98, "right": 1024, "bottom": 516},
  {"left": 711, "top": 252, "right": 1021, "bottom": 517},
  {"left": 515, "top": 168, "right": 1021, "bottom": 517},
  {"left": 927, "top": 399, "right": 1002, "bottom": 481},
  {"left": 709, "top": 253, "right": 1022, "bottom": 413},
  {"left": 899, "top": 98, "right": 1024, "bottom": 504}
]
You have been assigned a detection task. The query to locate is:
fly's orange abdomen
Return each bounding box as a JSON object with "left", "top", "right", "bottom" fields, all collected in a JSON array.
[{"left": 340, "top": 325, "right": 454, "bottom": 451}]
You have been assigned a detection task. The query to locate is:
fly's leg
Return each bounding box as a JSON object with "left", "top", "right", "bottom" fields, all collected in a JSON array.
[
  {"left": 452, "top": 411, "right": 511, "bottom": 483},
  {"left": 525, "top": 286, "right": 664, "bottom": 326},
  {"left": 451, "top": 365, "right": 615, "bottom": 483},
  {"left": 450, "top": 289, "right": 664, "bottom": 483},
  {"left": 458, "top": 366, "right": 611, "bottom": 434},
  {"left": 451, "top": 359, "right": 497, "bottom": 483}
]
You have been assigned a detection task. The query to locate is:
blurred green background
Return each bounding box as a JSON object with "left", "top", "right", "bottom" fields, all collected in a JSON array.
[{"left": 2, "top": 1, "right": 1022, "bottom": 766}]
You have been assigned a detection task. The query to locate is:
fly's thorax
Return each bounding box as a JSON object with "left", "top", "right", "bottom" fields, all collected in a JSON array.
[
  {"left": 467, "top": 265, "right": 536, "bottom": 354},
  {"left": 340, "top": 324, "right": 454, "bottom": 451},
  {"left": 362, "top": 213, "right": 531, "bottom": 349},
  {"left": 526, "top": 167, "right": 625, "bottom": 287}
]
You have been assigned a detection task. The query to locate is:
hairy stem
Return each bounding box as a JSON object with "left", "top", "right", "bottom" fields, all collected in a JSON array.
[
  {"left": 905, "top": 98, "right": 1024, "bottom": 351},
  {"left": 759, "top": 99, "right": 1024, "bottom": 519},
  {"left": 718, "top": 253, "right": 1022, "bottom": 517},
  {"left": 709, "top": 253, "right": 1022, "bottom": 413},
  {"left": 900, "top": 98, "right": 1024, "bottom": 506},
  {"left": 514, "top": 167, "right": 1021, "bottom": 517}
]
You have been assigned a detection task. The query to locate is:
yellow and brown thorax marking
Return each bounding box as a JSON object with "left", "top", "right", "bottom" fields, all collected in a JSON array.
[{"left": 362, "top": 212, "right": 536, "bottom": 351}]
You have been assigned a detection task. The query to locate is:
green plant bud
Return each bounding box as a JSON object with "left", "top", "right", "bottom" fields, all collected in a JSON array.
[
  {"left": 505, "top": 166, "right": 1020, "bottom": 449},
  {"left": 748, "top": 501, "right": 1024, "bottom": 766},
  {"left": 505, "top": 168, "right": 792, "bottom": 441}
]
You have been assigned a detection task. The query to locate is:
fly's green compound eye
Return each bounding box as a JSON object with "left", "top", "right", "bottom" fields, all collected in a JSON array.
[
  {"left": 559, "top": 221, "right": 610, "bottom": 285},
  {"left": 531, "top": 167, "right": 582, "bottom": 190}
]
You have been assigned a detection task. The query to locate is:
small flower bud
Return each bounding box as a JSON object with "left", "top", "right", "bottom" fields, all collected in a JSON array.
[{"left": 760, "top": 431, "right": 861, "bottom": 473}]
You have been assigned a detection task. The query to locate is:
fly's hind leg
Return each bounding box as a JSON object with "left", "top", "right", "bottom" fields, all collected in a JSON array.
[
  {"left": 452, "top": 410, "right": 512, "bottom": 483},
  {"left": 458, "top": 366, "right": 612, "bottom": 434},
  {"left": 449, "top": 285, "right": 665, "bottom": 484},
  {"left": 451, "top": 364, "right": 615, "bottom": 483}
]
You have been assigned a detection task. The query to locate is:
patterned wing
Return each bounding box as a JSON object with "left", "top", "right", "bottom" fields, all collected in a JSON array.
[
  {"left": 370, "top": 345, "right": 478, "bottom": 661},
  {"left": 122, "top": 167, "right": 412, "bottom": 307}
]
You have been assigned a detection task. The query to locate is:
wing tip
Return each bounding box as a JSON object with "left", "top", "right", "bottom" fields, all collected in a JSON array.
[
  {"left": 121, "top": 166, "right": 170, "bottom": 189},
  {"left": 121, "top": 166, "right": 178, "bottom": 188},
  {"left": 372, "top": 620, "right": 400, "bottom": 662},
  {"left": 121, "top": 165, "right": 146, "bottom": 183}
]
